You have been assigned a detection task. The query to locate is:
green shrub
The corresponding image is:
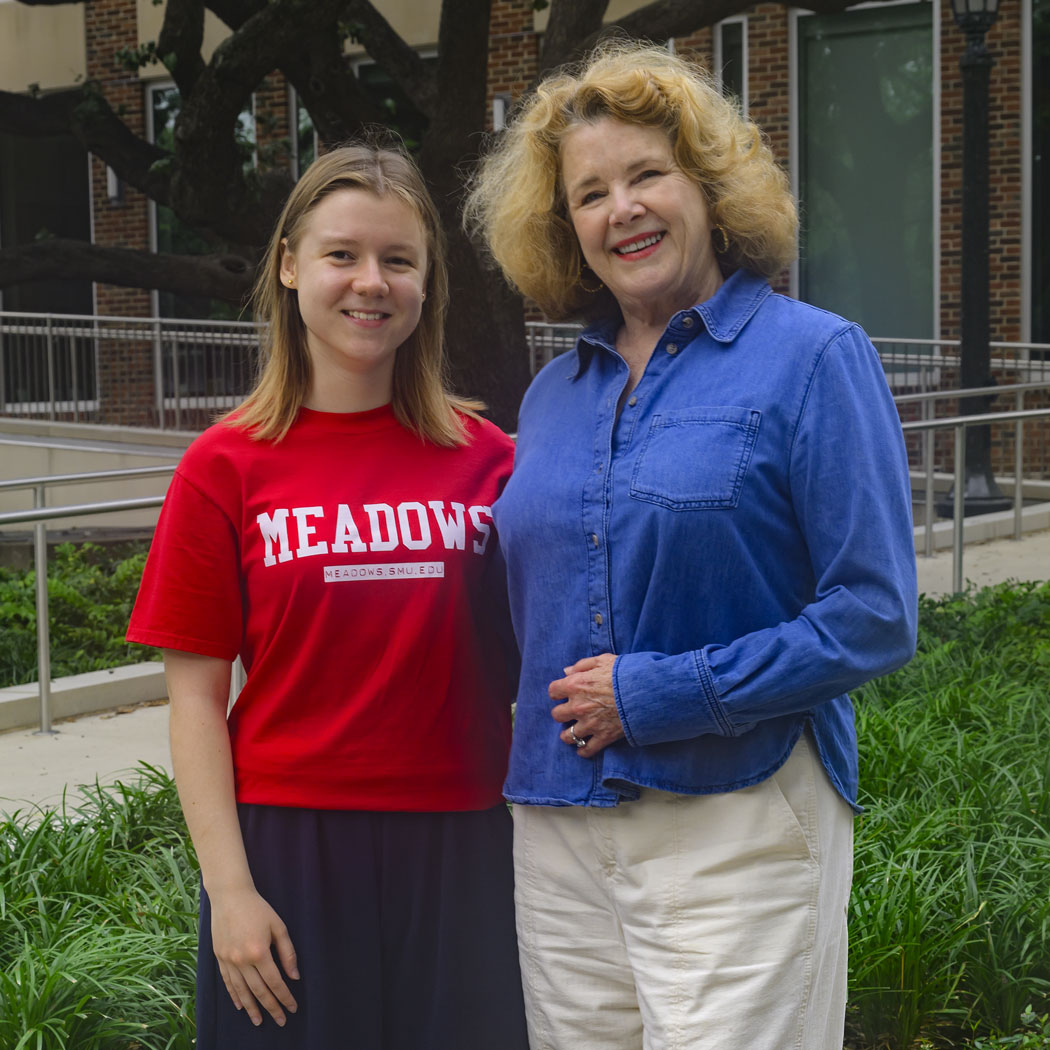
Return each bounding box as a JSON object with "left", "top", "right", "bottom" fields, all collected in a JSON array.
[
  {"left": 848, "top": 581, "right": 1050, "bottom": 1049},
  {"left": 0, "top": 767, "right": 197, "bottom": 1050},
  {"left": 0, "top": 542, "right": 158, "bottom": 689},
  {"left": 2, "top": 581, "right": 1048, "bottom": 1047}
]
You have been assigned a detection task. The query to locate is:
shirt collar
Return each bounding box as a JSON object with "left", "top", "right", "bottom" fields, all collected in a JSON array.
[{"left": 571, "top": 269, "right": 771, "bottom": 379}]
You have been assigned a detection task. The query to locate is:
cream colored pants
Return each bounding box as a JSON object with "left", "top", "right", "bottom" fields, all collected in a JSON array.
[{"left": 512, "top": 732, "right": 854, "bottom": 1050}]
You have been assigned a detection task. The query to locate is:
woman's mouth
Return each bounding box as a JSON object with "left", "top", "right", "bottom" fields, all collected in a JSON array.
[
  {"left": 612, "top": 232, "right": 665, "bottom": 256},
  {"left": 342, "top": 309, "right": 388, "bottom": 321}
]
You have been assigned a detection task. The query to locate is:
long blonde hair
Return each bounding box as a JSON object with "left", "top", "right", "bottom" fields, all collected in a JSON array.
[
  {"left": 464, "top": 42, "right": 798, "bottom": 322},
  {"left": 229, "top": 143, "right": 481, "bottom": 444}
]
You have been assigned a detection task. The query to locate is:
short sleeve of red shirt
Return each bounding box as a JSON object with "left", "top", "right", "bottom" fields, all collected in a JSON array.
[{"left": 127, "top": 470, "right": 242, "bottom": 660}]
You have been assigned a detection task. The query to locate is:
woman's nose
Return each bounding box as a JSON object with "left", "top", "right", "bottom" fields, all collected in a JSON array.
[
  {"left": 352, "top": 258, "right": 387, "bottom": 295},
  {"left": 608, "top": 186, "right": 644, "bottom": 226}
]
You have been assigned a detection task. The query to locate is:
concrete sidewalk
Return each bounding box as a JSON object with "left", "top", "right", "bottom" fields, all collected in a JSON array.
[{"left": 1, "top": 528, "right": 1048, "bottom": 815}]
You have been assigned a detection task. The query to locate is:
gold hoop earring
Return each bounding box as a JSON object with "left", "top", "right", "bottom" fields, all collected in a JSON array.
[
  {"left": 577, "top": 260, "right": 604, "bottom": 294},
  {"left": 713, "top": 225, "right": 730, "bottom": 254}
]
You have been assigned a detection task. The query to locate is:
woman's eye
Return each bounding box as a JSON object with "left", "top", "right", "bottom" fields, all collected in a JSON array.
[
  {"left": 329, "top": 250, "right": 352, "bottom": 261},
  {"left": 387, "top": 256, "right": 415, "bottom": 268},
  {"left": 636, "top": 169, "right": 661, "bottom": 183},
  {"left": 580, "top": 190, "right": 604, "bottom": 206}
]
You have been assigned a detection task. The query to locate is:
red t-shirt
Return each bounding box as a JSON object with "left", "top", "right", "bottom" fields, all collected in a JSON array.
[{"left": 127, "top": 405, "right": 517, "bottom": 812}]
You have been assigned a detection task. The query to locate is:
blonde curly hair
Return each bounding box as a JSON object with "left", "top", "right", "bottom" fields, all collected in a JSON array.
[{"left": 464, "top": 41, "right": 798, "bottom": 321}]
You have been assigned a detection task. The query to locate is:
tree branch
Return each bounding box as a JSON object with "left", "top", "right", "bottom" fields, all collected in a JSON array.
[
  {"left": 203, "top": 0, "right": 264, "bottom": 31},
  {"left": 345, "top": 0, "right": 438, "bottom": 117},
  {"left": 601, "top": 0, "right": 894, "bottom": 50},
  {"left": 538, "top": 0, "right": 608, "bottom": 75},
  {"left": 158, "top": 0, "right": 207, "bottom": 97},
  {"left": 0, "top": 87, "right": 171, "bottom": 206},
  {"left": 281, "top": 39, "right": 391, "bottom": 148},
  {"left": 605, "top": 0, "right": 757, "bottom": 43},
  {"left": 0, "top": 239, "right": 254, "bottom": 303},
  {"left": 166, "top": 0, "right": 349, "bottom": 240},
  {"left": 540, "top": 0, "right": 824, "bottom": 73}
]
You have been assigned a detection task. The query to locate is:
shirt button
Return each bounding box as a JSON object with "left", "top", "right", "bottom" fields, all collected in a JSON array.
[
  {"left": 592, "top": 533, "right": 599, "bottom": 548},
  {"left": 594, "top": 612, "right": 603, "bottom": 626},
  {"left": 666, "top": 343, "right": 679, "bottom": 355},
  {"left": 628, "top": 396, "right": 638, "bottom": 407},
  {"left": 682, "top": 316, "right": 695, "bottom": 328}
]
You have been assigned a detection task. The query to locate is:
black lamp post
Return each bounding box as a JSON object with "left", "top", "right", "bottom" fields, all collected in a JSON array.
[{"left": 937, "top": 0, "right": 1011, "bottom": 517}]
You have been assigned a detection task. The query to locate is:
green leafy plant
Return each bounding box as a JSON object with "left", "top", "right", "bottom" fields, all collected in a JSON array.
[
  {"left": 0, "top": 541, "right": 158, "bottom": 689},
  {"left": 0, "top": 767, "right": 197, "bottom": 1049},
  {"left": 847, "top": 581, "right": 1050, "bottom": 1048}
]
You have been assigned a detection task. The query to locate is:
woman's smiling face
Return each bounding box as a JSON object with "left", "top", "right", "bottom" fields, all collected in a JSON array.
[
  {"left": 280, "top": 187, "right": 427, "bottom": 406},
  {"left": 561, "top": 118, "right": 723, "bottom": 325}
]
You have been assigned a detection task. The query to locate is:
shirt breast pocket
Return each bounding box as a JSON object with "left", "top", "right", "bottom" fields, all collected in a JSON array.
[{"left": 630, "top": 407, "right": 761, "bottom": 510}]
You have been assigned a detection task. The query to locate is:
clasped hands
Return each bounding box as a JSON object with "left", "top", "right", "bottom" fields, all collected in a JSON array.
[{"left": 549, "top": 652, "right": 625, "bottom": 757}]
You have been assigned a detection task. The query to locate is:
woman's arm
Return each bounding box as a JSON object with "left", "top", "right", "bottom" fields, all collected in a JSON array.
[
  {"left": 165, "top": 649, "right": 300, "bottom": 1028},
  {"left": 552, "top": 327, "right": 918, "bottom": 752}
]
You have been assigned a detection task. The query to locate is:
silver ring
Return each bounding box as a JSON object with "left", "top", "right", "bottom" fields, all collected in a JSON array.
[{"left": 568, "top": 725, "right": 587, "bottom": 748}]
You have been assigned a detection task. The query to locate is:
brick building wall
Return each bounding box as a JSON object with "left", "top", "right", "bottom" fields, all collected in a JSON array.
[
  {"left": 486, "top": 0, "right": 539, "bottom": 131},
  {"left": 85, "top": 0, "right": 151, "bottom": 321},
  {"left": 85, "top": 0, "right": 154, "bottom": 423}
]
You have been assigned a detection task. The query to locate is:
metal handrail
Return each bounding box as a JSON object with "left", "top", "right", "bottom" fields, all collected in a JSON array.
[
  {"left": 894, "top": 379, "right": 1050, "bottom": 404},
  {"left": 895, "top": 379, "right": 1050, "bottom": 556},
  {"left": 5, "top": 404, "right": 1050, "bottom": 732},
  {"left": 0, "top": 464, "right": 176, "bottom": 493},
  {"left": 0, "top": 496, "right": 166, "bottom": 527},
  {"left": 0, "top": 463, "right": 173, "bottom": 735},
  {"left": 900, "top": 406, "right": 1050, "bottom": 593}
]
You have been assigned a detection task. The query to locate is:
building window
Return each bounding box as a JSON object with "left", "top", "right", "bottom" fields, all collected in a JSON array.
[
  {"left": 715, "top": 17, "right": 747, "bottom": 112},
  {"left": 1033, "top": 0, "right": 1050, "bottom": 342},
  {"left": 797, "top": 1, "right": 934, "bottom": 339}
]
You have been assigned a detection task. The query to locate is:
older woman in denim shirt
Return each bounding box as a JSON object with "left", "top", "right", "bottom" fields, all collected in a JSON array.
[{"left": 466, "top": 41, "right": 917, "bottom": 1050}]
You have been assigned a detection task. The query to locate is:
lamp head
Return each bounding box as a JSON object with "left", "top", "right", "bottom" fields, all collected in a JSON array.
[{"left": 950, "top": 0, "right": 1000, "bottom": 41}]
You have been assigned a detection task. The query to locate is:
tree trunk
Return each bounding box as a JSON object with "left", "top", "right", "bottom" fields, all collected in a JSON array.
[
  {"left": 444, "top": 226, "right": 531, "bottom": 433},
  {"left": 416, "top": 0, "right": 531, "bottom": 433}
]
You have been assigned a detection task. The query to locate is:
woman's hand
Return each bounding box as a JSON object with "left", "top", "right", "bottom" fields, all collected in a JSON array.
[
  {"left": 164, "top": 649, "right": 299, "bottom": 1028},
  {"left": 549, "top": 653, "right": 625, "bottom": 757},
  {"left": 209, "top": 883, "right": 300, "bottom": 1027}
]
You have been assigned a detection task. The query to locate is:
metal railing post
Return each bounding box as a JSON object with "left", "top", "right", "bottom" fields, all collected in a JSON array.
[
  {"left": 1014, "top": 388, "right": 1024, "bottom": 540},
  {"left": 170, "top": 332, "right": 182, "bottom": 431},
  {"left": 923, "top": 395, "right": 935, "bottom": 557},
  {"left": 153, "top": 319, "right": 165, "bottom": 429},
  {"left": 45, "top": 316, "right": 56, "bottom": 421},
  {"left": 33, "top": 484, "right": 55, "bottom": 734},
  {"left": 71, "top": 333, "right": 80, "bottom": 423},
  {"left": 952, "top": 426, "right": 966, "bottom": 595}
]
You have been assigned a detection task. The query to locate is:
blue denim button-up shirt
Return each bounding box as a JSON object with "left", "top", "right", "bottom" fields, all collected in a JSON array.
[{"left": 495, "top": 269, "right": 917, "bottom": 809}]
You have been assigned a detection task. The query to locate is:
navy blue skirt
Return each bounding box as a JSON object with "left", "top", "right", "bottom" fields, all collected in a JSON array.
[{"left": 195, "top": 803, "right": 528, "bottom": 1050}]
